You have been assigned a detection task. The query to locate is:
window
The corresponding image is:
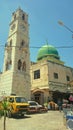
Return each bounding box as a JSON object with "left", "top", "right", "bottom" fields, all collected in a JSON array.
[
  {"left": 9, "top": 60, "right": 12, "bottom": 69},
  {"left": 15, "top": 97, "right": 27, "bottom": 103},
  {"left": 10, "top": 40, "right": 12, "bottom": 47},
  {"left": 66, "top": 76, "right": 70, "bottom": 81},
  {"left": 22, "top": 14, "right": 25, "bottom": 20},
  {"left": 29, "top": 102, "right": 37, "bottom": 106},
  {"left": 5, "top": 60, "right": 12, "bottom": 71},
  {"left": 6, "top": 61, "right": 9, "bottom": 71},
  {"left": 22, "top": 61, "right": 26, "bottom": 71},
  {"left": 9, "top": 98, "right": 14, "bottom": 103},
  {"left": 34, "top": 70, "right": 40, "bottom": 79},
  {"left": 21, "top": 40, "right": 25, "bottom": 47},
  {"left": 54, "top": 73, "right": 58, "bottom": 79},
  {"left": 14, "top": 14, "right": 16, "bottom": 20},
  {"left": 19, "top": 40, "right": 25, "bottom": 50},
  {"left": 18, "top": 59, "right": 22, "bottom": 70}
]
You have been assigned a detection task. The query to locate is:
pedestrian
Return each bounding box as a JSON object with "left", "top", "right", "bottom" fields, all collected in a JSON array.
[{"left": 57, "top": 99, "right": 62, "bottom": 112}]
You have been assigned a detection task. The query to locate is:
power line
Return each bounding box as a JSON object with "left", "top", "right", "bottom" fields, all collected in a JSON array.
[
  {"left": 0, "top": 45, "right": 73, "bottom": 49},
  {"left": 30, "top": 46, "right": 73, "bottom": 49}
]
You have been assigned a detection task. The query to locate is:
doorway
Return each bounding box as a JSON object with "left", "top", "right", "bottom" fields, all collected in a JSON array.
[{"left": 34, "top": 91, "right": 44, "bottom": 105}]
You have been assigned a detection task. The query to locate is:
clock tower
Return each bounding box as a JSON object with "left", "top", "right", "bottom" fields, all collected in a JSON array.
[{"left": 2, "top": 8, "right": 31, "bottom": 99}]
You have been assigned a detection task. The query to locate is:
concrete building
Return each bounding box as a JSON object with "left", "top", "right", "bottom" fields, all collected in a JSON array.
[
  {"left": 30, "top": 44, "right": 73, "bottom": 104},
  {"left": 0, "top": 8, "right": 31, "bottom": 100}
]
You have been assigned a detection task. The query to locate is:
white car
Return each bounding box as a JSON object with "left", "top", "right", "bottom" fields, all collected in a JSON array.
[{"left": 27, "top": 101, "right": 48, "bottom": 114}]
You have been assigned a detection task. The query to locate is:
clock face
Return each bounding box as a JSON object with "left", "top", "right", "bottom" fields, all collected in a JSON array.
[{"left": 20, "top": 24, "right": 26, "bottom": 32}]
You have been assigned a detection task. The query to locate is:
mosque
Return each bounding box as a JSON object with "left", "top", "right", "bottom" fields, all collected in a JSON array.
[
  {"left": 30, "top": 44, "right": 73, "bottom": 104},
  {"left": 0, "top": 8, "right": 73, "bottom": 104}
]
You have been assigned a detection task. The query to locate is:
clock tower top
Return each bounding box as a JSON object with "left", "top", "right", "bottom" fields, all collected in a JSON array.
[
  {"left": 10, "top": 7, "right": 28, "bottom": 24},
  {"left": 8, "top": 7, "right": 28, "bottom": 37}
]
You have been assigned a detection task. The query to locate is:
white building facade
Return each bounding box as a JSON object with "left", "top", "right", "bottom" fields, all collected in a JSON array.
[{"left": 0, "top": 8, "right": 31, "bottom": 100}]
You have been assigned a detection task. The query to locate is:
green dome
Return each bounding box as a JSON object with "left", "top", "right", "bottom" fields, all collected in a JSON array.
[{"left": 37, "top": 45, "right": 60, "bottom": 61}]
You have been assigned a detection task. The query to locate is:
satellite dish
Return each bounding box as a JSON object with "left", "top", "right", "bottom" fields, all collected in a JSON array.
[{"left": 67, "top": 119, "right": 73, "bottom": 130}]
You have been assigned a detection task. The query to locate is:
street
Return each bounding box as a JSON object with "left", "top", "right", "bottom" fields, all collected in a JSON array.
[{"left": 0, "top": 111, "right": 67, "bottom": 130}]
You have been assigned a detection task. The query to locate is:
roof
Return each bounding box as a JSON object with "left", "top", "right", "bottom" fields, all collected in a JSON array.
[{"left": 37, "top": 44, "right": 60, "bottom": 61}]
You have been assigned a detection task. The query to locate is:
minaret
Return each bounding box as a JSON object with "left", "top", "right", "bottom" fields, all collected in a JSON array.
[{"left": 2, "top": 8, "right": 31, "bottom": 99}]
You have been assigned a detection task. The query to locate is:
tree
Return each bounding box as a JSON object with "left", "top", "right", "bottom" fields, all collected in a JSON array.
[{"left": 0, "top": 97, "right": 9, "bottom": 130}]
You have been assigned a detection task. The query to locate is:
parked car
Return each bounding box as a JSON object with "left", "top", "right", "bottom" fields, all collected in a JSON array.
[{"left": 27, "top": 101, "right": 48, "bottom": 114}]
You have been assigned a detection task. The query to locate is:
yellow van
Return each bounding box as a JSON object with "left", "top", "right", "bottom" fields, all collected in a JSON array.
[{"left": 6, "top": 95, "right": 29, "bottom": 117}]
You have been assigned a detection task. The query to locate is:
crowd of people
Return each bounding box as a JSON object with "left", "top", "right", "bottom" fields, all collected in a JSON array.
[{"left": 44, "top": 94, "right": 73, "bottom": 111}]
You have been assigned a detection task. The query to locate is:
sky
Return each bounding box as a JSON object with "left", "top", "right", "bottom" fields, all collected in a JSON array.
[{"left": 0, "top": 0, "right": 73, "bottom": 71}]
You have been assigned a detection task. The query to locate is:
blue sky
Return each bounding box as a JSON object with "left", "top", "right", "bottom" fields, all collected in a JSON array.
[{"left": 0, "top": 0, "right": 73, "bottom": 71}]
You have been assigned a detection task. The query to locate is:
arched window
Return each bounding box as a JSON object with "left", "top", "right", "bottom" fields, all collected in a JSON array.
[
  {"left": 6, "top": 60, "right": 12, "bottom": 71},
  {"left": 10, "top": 40, "right": 12, "bottom": 47},
  {"left": 19, "top": 40, "right": 25, "bottom": 50},
  {"left": 10, "top": 60, "right": 12, "bottom": 64},
  {"left": 21, "top": 40, "right": 25, "bottom": 47},
  {"left": 14, "top": 14, "right": 16, "bottom": 20},
  {"left": 6, "top": 61, "right": 9, "bottom": 71},
  {"left": 22, "top": 61, "right": 26, "bottom": 71},
  {"left": 9, "top": 60, "right": 12, "bottom": 69},
  {"left": 22, "top": 14, "right": 25, "bottom": 20},
  {"left": 18, "top": 59, "right": 22, "bottom": 70}
]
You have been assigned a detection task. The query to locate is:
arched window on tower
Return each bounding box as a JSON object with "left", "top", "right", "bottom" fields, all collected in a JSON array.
[
  {"left": 18, "top": 59, "right": 22, "bottom": 70},
  {"left": 21, "top": 40, "right": 25, "bottom": 47},
  {"left": 9, "top": 60, "right": 12, "bottom": 69},
  {"left": 22, "top": 14, "right": 25, "bottom": 20},
  {"left": 14, "top": 14, "right": 16, "bottom": 20},
  {"left": 6, "top": 61, "right": 9, "bottom": 71},
  {"left": 10, "top": 39, "right": 12, "bottom": 47},
  {"left": 22, "top": 61, "right": 26, "bottom": 71},
  {"left": 6, "top": 60, "right": 12, "bottom": 71},
  {"left": 19, "top": 40, "right": 25, "bottom": 50}
]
